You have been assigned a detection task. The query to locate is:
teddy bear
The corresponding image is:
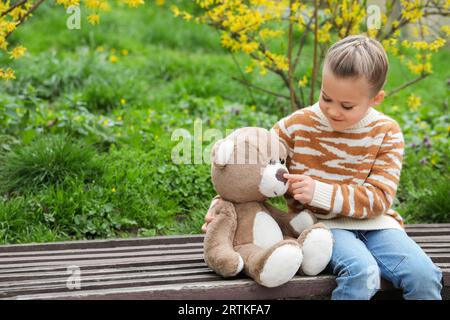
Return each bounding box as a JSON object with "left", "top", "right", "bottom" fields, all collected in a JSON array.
[{"left": 203, "top": 127, "right": 334, "bottom": 288}]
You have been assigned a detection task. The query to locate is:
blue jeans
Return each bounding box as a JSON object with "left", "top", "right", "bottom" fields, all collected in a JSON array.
[{"left": 325, "top": 228, "right": 443, "bottom": 300}]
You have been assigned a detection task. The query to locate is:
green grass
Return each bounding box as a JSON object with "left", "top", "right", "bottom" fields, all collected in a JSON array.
[
  {"left": 0, "top": 1, "right": 448, "bottom": 244},
  {"left": 0, "top": 134, "right": 101, "bottom": 194}
]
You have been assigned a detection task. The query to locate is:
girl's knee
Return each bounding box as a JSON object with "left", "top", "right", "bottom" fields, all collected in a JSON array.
[
  {"left": 401, "top": 255, "right": 442, "bottom": 283},
  {"left": 398, "top": 257, "right": 443, "bottom": 299}
]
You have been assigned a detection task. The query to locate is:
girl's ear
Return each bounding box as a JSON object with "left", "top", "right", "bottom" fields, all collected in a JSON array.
[
  {"left": 211, "top": 139, "right": 234, "bottom": 169},
  {"left": 371, "top": 90, "right": 385, "bottom": 107}
]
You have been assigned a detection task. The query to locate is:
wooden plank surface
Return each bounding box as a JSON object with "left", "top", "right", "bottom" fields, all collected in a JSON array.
[
  {"left": 0, "top": 235, "right": 204, "bottom": 253},
  {"left": 2, "top": 276, "right": 340, "bottom": 300},
  {"left": 0, "top": 243, "right": 204, "bottom": 258},
  {"left": 0, "top": 224, "right": 448, "bottom": 300}
]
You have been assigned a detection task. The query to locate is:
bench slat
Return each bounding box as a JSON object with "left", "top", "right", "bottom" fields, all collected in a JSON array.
[
  {"left": 411, "top": 236, "right": 450, "bottom": 243},
  {"left": 0, "top": 243, "right": 203, "bottom": 258},
  {"left": 0, "top": 235, "right": 205, "bottom": 253},
  {"left": 1, "top": 241, "right": 449, "bottom": 259},
  {"left": 405, "top": 224, "right": 450, "bottom": 229},
  {"left": 423, "top": 254, "right": 450, "bottom": 263},
  {"left": 0, "top": 267, "right": 214, "bottom": 289},
  {"left": 1, "top": 248, "right": 448, "bottom": 269},
  {"left": 0, "top": 254, "right": 204, "bottom": 269},
  {"left": 0, "top": 263, "right": 207, "bottom": 281},
  {"left": 419, "top": 248, "right": 450, "bottom": 253},
  {"left": 405, "top": 228, "right": 450, "bottom": 237},
  {"left": 0, "top": 248, "right": 203, "bottom": 264},
  {"left": 0, "top": 273, "right": 223, "bottom": 298},
  {"left": 0, "top": 256, "right": 205, "bottom": 273},
  {"left": 416, "top": 243, "right": 450, "bottom": 248}
]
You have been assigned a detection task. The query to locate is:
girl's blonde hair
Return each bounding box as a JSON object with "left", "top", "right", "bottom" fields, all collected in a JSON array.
[{"left": 324, "top": 35, "right": 389, "bottom": 96}]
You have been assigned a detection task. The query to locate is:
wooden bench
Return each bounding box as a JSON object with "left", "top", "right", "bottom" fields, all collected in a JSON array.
[{"left": 0, "top": 224, "right": 449, "bottom": 300}]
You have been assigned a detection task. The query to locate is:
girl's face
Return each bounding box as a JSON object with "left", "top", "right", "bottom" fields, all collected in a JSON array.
[{"left": 319, "top": 66, "right": 385, "bottom": 131}]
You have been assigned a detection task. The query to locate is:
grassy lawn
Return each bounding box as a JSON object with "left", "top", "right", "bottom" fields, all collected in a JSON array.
[{"left": 0, "top": 2, "right": 448, "bottom": 244}]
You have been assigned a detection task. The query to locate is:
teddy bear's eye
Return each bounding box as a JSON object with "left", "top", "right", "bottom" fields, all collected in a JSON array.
[{"left": 280, "top": 158, "right": 285, "bottom": 165}]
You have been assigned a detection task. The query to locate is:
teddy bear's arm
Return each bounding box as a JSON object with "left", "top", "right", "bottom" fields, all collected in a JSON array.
[
  {"left": 264, "top": 203, "right": 320, "bottom": 238},
  {"left": 203, "top": 200, "right": 244, "bottom": 277},
  {"left": 263, "top": 203, "right": 303, "bottom": 238}
]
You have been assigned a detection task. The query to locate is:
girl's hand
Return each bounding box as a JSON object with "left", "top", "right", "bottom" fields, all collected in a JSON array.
[{"left": 284, "top": 173, "right": 316, "bottom": 205}]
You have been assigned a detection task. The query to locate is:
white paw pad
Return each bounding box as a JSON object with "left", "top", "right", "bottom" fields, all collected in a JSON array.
[
  {"left": 259, "top": 244, "right": 303, "bottom": 287},
  {"left": 301, "top": 228, "right": 333, "bottom": 276},
  {"left": 290, "top": 210, "right": 315, "bottom": 235},
  {"left": 234, "top": 255, "right": 244, "bottom": 275}
]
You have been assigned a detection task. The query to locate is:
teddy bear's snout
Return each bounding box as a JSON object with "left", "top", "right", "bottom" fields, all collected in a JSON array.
[{"left": 275, "top": 169, "right": 288, "bottom": 184}]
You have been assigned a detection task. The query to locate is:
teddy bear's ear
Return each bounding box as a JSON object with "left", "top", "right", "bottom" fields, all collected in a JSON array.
[{"left": 212, "top": 139, "right": 235, "bottom": 169}]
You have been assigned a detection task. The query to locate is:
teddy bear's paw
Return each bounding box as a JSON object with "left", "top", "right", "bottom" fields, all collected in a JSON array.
[
  {"left": 223, "top": 254, "right": 244, "bottom": 277},
  {"left": 259, "top": 244, "right": 303, "bottom": 287},
  {"left": 300, "top": 228, "right": 333, "bottom": 276},
  {"left": 234, "top": 255, "right": 244, "bottom": 276},
  {"left": 211, "top": 252, "right": 244, "bottom": 278},
  {"left": 290, "top": 210, "right": 317, "bottom": 235}
]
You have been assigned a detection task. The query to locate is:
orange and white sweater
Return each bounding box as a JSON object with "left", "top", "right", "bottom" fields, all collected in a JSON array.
[{"left": 272, "top": 102, "right": 405, "bottom": 230}]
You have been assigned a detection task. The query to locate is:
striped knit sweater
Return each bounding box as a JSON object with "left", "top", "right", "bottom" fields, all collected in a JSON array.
[{"left": 271, "top": 102, "right": 405, "bottom": 230}]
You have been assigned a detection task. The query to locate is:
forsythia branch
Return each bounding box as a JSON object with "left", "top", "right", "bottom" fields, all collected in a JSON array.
[
  {"left": 287, "top": 0, "right": 298, "bottom": 111},
  {"left": 386, "top": 74, "right": 430, "bottom": 98},
  {"left": 5, "top": 0, "right": 46, "bottom": 39},
  {"left": 1, "top": 0, "right": 28, "bottom": 18},
  {"left": 231, "top": 76, "right": 291, "bottom": 101}
]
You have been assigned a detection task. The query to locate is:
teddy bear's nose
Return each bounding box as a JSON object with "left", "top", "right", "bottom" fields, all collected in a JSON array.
[{"left": 276, "top": 169, "right": 288, "bottom": 184}]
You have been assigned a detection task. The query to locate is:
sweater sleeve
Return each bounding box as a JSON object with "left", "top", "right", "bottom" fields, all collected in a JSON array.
[{"left": 309, "top": 122, "right": 405, "bottom": 219}]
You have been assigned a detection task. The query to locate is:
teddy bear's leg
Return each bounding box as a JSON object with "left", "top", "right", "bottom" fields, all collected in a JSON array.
[
  {"left": 297, "top": 223, "right": 333, "bottom": 276},
  {"left": 235, "top": 240, "right": 303, "bottom": 287}
]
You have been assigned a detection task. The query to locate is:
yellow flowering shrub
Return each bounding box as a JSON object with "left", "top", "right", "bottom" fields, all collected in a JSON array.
[{"left": 168, "top": 0, "right": 449, "bottom": 110}]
